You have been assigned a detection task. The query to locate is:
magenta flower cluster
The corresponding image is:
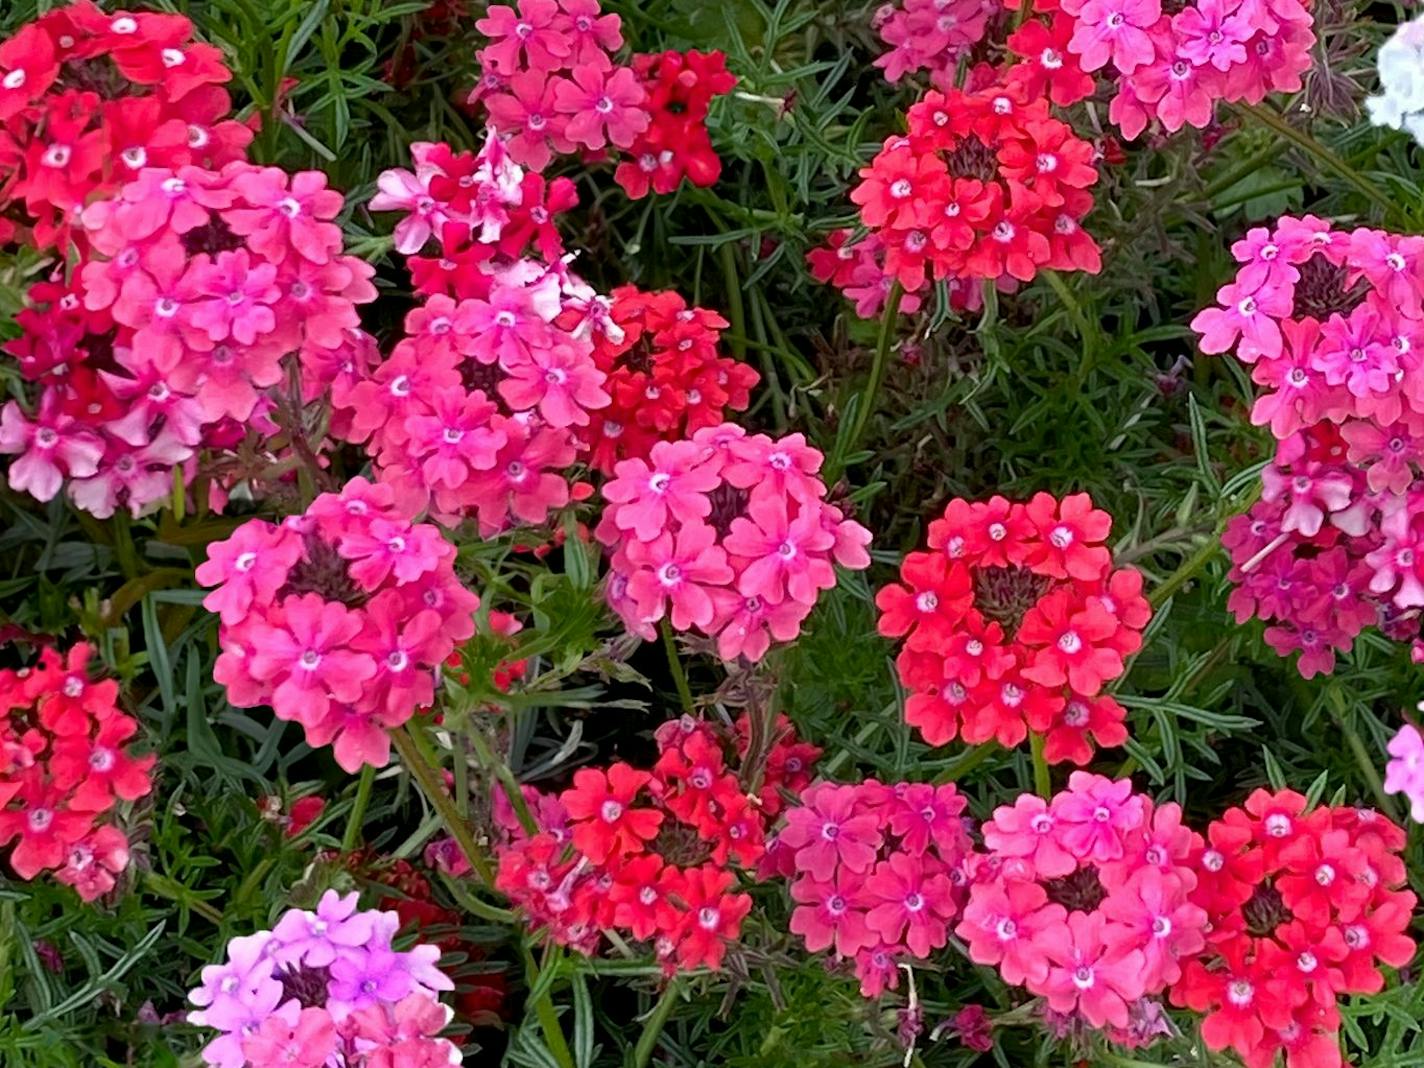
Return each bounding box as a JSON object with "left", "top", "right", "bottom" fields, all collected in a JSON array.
[
  {"left": 198, "top": 477, "right": 478, "bottom": 771},
  {"left": 768, "top": 779, "right": 973, "bottom": 998},
  {"left": 596, "top": 423, "right": 872, "bottom": 662},
  {"left": 960, "top": 773, "right": 1205, "bottom": 1041},
  {"left": 0, "top": 161, "right": 376, "bottom": 516},
  {"left": 872, "top": 0, "right": 997, "bottom": 88},
  {"left": 186, "top": 889, "right": 457, "bottom": 1068},
  {"left": 1194, "top": 216, "right": 1424, "bottom": 675}
]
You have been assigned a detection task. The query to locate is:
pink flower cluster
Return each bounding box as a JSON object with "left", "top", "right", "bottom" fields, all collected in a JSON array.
[
  {"left": 0, "top": 159, "right": 376, "bottom": 517},
  {"left": 878, "top": 492, "right": 1149, "bottom": 765},
  {"left": 494, "top": 714, "right": 817, "bottom": 972},
  {"left": 596, "top": 423, "right": 872, "bottom": 662},
  {"left": 1004, "top": 0, "right": 1315, "bottom": 140},
  {"left": 468, "top": 0, "right": 734, "bottom": 200},
  {"left": 0, "top": 1, "right": 250, "bottom": 251},
  {"left": 872, "top": 0, "right": 998, "bottom": 89},
  {"left": 1385, "top": 719, "right": 1424, "bottom": 823},
  {"left": 1196, "top": 217, "right": 1424, "bottom": 675},
  {"left": 186, "top": 889, "right": 458, "bottom": 1068},
  {"left": 198, "top": 478, "right": 478, "bottom": 772},
  {"left": 960, "top": 774, "right": 1205, "bottom": 1042},
  {"left": 769, "top": 778, "right": 973, "bottom": 997},
  {"left": 0, "top": 642, "right": 154, "bottom": 900}
]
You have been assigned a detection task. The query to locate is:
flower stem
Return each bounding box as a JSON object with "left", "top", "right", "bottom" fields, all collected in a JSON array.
[
  {"left": 1326, "top": 687, "right": 1401, "bottom": 822},
  {"left": 1148, "top": 535, "right": 1221, "bottom": 609},
  {"left": 1229, "top": 103, "right": 1405, "bottom": 226},
  {"left": 661, "top": 620, "right": 695, "bottom": 715},
  {"left": 718, "top": 241, "right": 748, "bottom": 361},
  {"left": 628, "top": 980, "right": 682, "bottom": 1068},
  {"left": 341, "top": 765, "right": 375, "bottom": 853},
  {"left": 1029, "top": 732, "right": 1052, "bottom": 798},
  {"left": 390, "top": 724, "right": 495, "bottom": 885},
  {"left": 842, "top": 281, "right": 903, "bottom": 471},
  {"left": 468, "top": 725, "right": 539, "bottom": 836}
]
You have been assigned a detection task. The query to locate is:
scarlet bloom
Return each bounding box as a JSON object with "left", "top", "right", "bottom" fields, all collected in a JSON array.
[
  {"left": 561, "top": 763, "right": 664, "bottom": 864},
  {"left": 672, "top": 865, "right": 752, "bottom": 970}
]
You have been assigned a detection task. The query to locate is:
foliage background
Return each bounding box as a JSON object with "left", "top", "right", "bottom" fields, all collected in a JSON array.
[{"left": 1, "top": 0, "right": 1423, "bottom": 1065}]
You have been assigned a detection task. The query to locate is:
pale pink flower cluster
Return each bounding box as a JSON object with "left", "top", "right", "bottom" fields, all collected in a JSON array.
[
  {"left": 595, "top": 424, "right": 872, "bottom": 662},
  {"left": 769, "top": 779, "right": 973, "bottom": 998},
  {"left": 186, "top": 889, "right": 458, "bottom": 1068},
  {"left": 0, "top": 161, "right": 377, "bottom": 516},
  {"left": 1384, "top": 719, "right": 1424, "bottom": 824},
  {"left": 1058, "top": 0, "right": 1317, "bottom": 140},
  {"left": 198, "top": 477, "right": 478, "bottom": 771},
  {"left": 1196, "top": 216, "right": 1424, "bottom": 676},
  {"left": 358, "top": 135, "right": 619, "bottom": 535},
  {"left": 959, "top": 773, "right": 1205, "bottom": 1042},
  {"left": 469, "top": 0, "right": 647, "bottom": 170},
  {"left": 871, "top": 0, "right": 998, "bottom": 88}
]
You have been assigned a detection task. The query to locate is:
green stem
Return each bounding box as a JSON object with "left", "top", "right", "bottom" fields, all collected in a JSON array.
[
  {"left": 341, "top": 766, "right": 375, "bottom": 853},
  {"left": 718, "top": 242, "right": 748, "bottom": 361},
  {"left": 142, "top": 872, "right": 223, "bottom": 925},
  {"left": 660, "top": 620, "right": 695, "bottom": 715},
  {"left": 1041, "top": 269, "right": 1092, "bottom": 344},
  {"left": 522, "top": 942, "right": 577, "bottom": 1068},
  {"left": 390, "top": 725, "right": 495, "bottom": 886},
  {"left": 932, "top": 742, "right": 997, "bottom": 785},
  {"left": 1148, "top": 536, "right": 1221, "bottom": 609},
  {"left": 1229, "top": 103, "right": 1405, "bottom": 225},
  {"left": 842, "top": 282, "right": 903, "bottom": 470},
  {"left": 1029, "top": 732, "right": 1052, "bottom": 798},
  {"left": 628, "top": 981, "right": 682, "bottom": 1068},
  {"left": 1326, "top": 687, "right": 1401, "bottom": 821},
  {"left": 468, "top": 727, "right": 539, "bottom": 836}
]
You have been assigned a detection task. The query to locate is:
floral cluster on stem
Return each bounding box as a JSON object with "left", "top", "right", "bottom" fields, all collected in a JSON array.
[
  {"left": 871, "top": 0, "right": 998, "bottom": 90},
  {"left": 494, "top": 713, "right": 818, "bottom": 971},
  {"left": 768, "top": 777, "right": 973, "bottom": 997},
  {"left": 877, "top": 492, "right": 1148, "bottom": 764},
  {"left": 468, "top": 0, "right": 734, "bottom": 199},
  {"left": 596, "top": 423, "right": 872, "bottom": 662},
  {"left": 1196, "top": 216, "right": 1424, "bottom": 675},
  {"left": 0, "top": 642, "right": 153, "bottom": 900},
  {"left": 0, "top": 0, "right": 250, "bottom": 251},
  {"left": 960, "top": 773, "right": 1204, "bottom": 1044},
  {"left": 1170, "top": 790, "right": 1415, "bottom": 1068},
  {"left": 198, "top": 477, "right": 479, "bottom": 772},
  {"left": 186, "top": 889, "right": 459, "bottom": 1068}
]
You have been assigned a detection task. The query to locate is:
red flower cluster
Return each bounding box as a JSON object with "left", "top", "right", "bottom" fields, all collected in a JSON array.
[
  {"left": 877, "top": 492, "right": 1149, "bottom": 764},
  {"left": 847, "top": 84, "right": 1101, "bottom": 291},
  {"left": 614, "top": 50, "right": 737, "bottom": 200},
  {"left": 582, "top": 285, "right": 758, "bottom": 473},
  {"left": 0, "top": 642, "right": 154, "bottom": 900},
  {"left": 494, "top": 714, "right": 818, "bottom": 971},
  {"left": 767, "top": 778, "right": 973, "bottom": 997},
  {"left": 1171, "top": 791, "right": 1416, "bottom": 1068},
  {"left": 0, "top": 1, "right": 249, "bottom": 251}
]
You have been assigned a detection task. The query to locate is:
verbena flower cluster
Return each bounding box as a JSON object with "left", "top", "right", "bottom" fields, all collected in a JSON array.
[
  {"left": 878, "top": 492, "right": 1149, "bottom": 764},
  {"left": 961, "top": 774, "right": 1203, "bottom": 1043},
  {"left": 871, "top": 0, "right": 998, "bottom": 89},
  {"left": 198, "top": 478, "right": 478, "bottom": 772},
  {"left": 0, "top": 642, "right": 153, "bottom": 900},
  {"left": 1365, "top": 13, "right": 1424, "bottom": 147},
  {"left": 494, "top": 714, "right": 818, "bottom": 971},
  {"left": 1195, "top": 216, "right": 1424, "bottom": 676},
  {"left": 186, "top": 889, "right": 459, "bottom": 1068},
  {"left": 0, "top": 1, "right": 249, "bottom": 251},
  {"left": 1384, "top": 717, "right": 1424, "bottom": 823},
  {"left": 469, "top": 0, "right": 734, "bottom": 200},
  {"left": 846, "top": 84, "right": 1101, "bottom": 294},
  {"left": 1171, "top": 791, "right": 1414, "bottom": 1068},
  {"left": 769, "top": 778, "right": 973, "bottom": 997},
  {"left": 0, "top": 157, "right": 376, "bottom": 517},
  {"left": 597, "top": 423, "right": 872, "bottom": 662}
]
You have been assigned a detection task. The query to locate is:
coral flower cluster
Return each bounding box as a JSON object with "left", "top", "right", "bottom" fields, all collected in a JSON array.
[
  {"left": 770, "top": 778, "right": 973, "bottom": 997},
  {"left": 597, "top": 423, "right": 872, "bottom": 663},
  {"left": 469, "top": 0, "right": 733, "bottom": 199},
  {"left": 877, "top": 492, "right": 1148, "bottom": 764},
  {"left": 0, "top": 157, "right": 377, "bottom": 517},
  {"left": 1170, "top": 791, "right": 1415, "bottom": 1068},
  {"left": 961, "top": 774, "right": 1205, "bottom": 1042},
  {"left": 0, "top": 0, "right": 250, "bottom": 251},
  {"left": 494, "top": 714, "right": 818, "bottom": 971},
  {"left": 0, "top": 643, "right": 154, "bottom": 900},
  {"left": 1196, "top": 217, "right": 1424, "bottom": 675},
  {"left": 186, "top": 889, "right": 458, "bottom": 1068},
  {"left": 198, "top": 478, "right": 478, "bottom": 772},
  {"left": 845, "top": 82, "right": 1101, "bottom": 302}
]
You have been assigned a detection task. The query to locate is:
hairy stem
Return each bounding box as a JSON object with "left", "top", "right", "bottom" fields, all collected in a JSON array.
[{"left": 390, "top": 724, "right": 495, "bottom": 885}]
